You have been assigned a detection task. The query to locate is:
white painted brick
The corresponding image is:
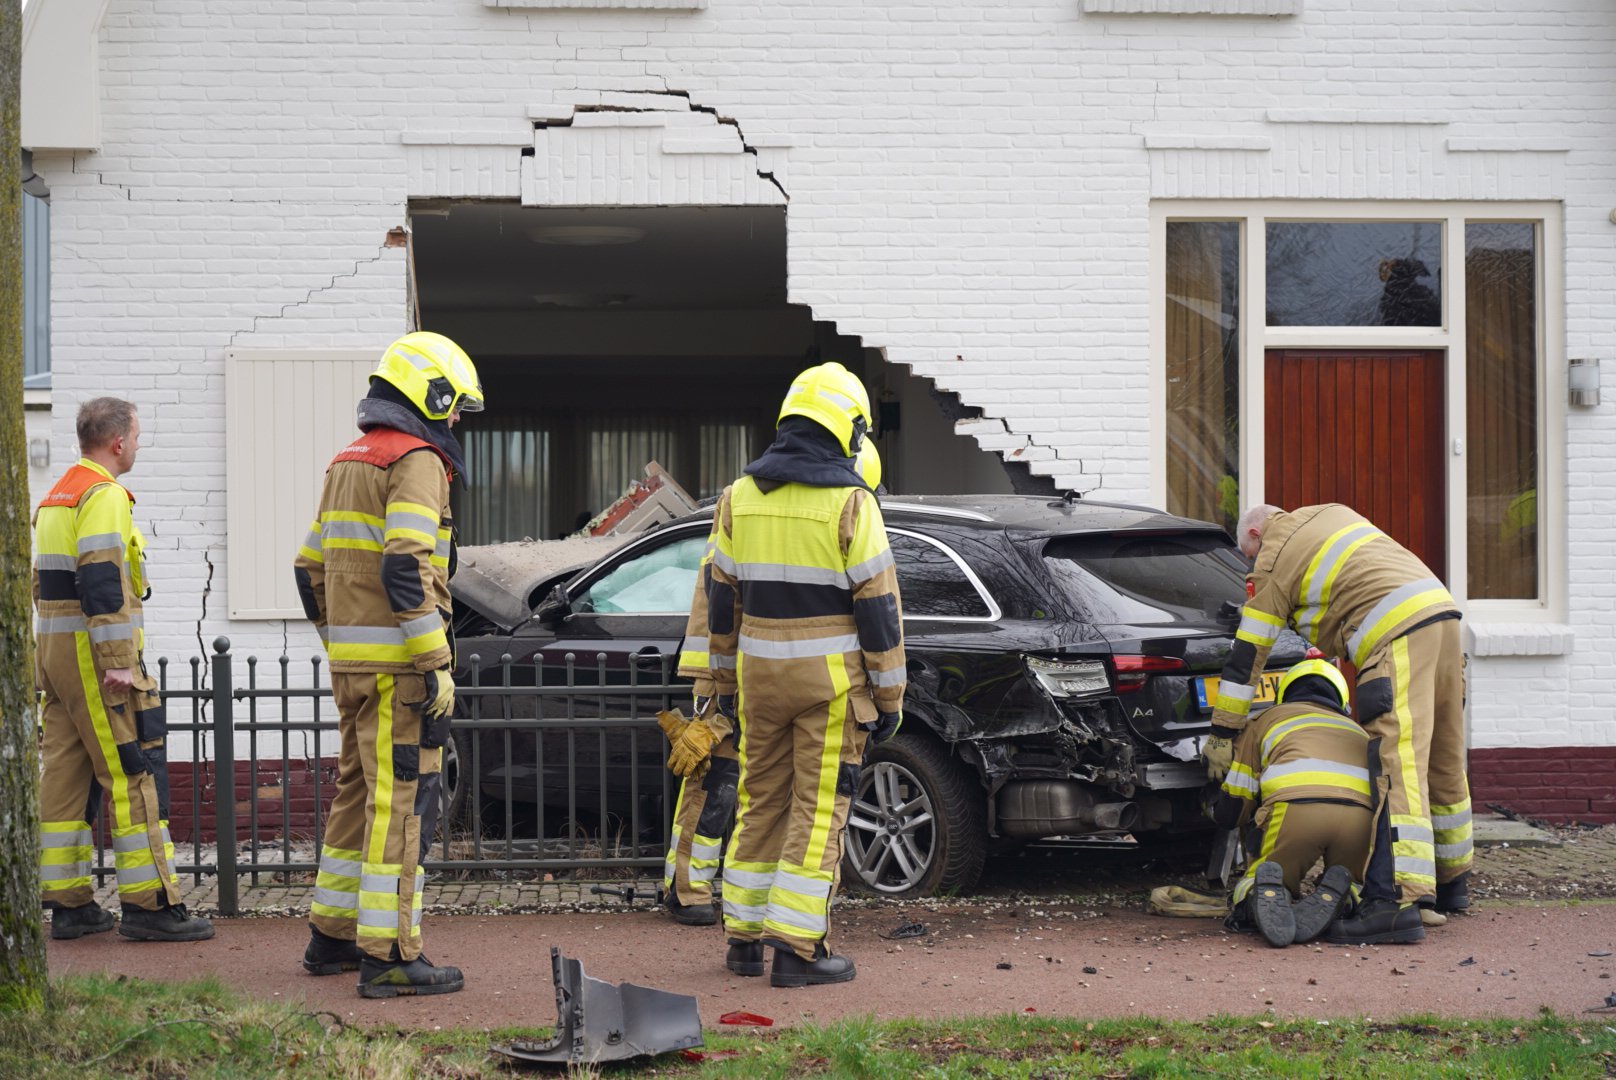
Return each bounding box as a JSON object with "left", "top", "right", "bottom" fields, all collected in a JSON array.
[{"left": 27, "top": 0, "right": 1616, "bottom": 753}]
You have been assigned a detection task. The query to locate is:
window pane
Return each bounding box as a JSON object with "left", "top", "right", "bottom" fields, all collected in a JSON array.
[
  {"left": 1465, "top": 222, "right": 1538, "bottom": 600},
  {"left": 1042, "top": 532, "right": 1248, "bottom": 624},
  {"left": 890, "top": 534, "right": 991, "bottom": 618},
  {"left": 1165, "top": 221, "right": 1240, "bottom": 532},
  {"left": 1266, "top": 221, "right": 1443, "bottom": 327},
  {"left": 576, "top": 535, "right": 708, "bottom": 614},
  {"left": 458, "top": 425, "right": 549, "bottom": 544}
]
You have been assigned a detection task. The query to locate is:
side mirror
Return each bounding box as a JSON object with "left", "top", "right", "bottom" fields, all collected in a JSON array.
[{"left": 535, "top": 583, "right": 572, "bottom": 626}]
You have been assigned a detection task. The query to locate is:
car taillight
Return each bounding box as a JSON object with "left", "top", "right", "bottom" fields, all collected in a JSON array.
[
  {"left": 1109, "top": 654, "right": 1187, "bottom": 694},
  {"left": 1025, "top": 656, "right": 1111, "bottom": 699}
]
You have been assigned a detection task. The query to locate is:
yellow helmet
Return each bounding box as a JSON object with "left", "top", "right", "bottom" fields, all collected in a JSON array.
[
  {"left": 778, "top": 362, "right": 873, "bottom": 456},
  {"left": 1277, "top": 658, "right": 1350, "bottom": 711},
  {"left": 372, "top": 332, "right": 484, "bottom": 421},
  {"left": 855, "top": 441, "right": 882, "bottom": 491}
]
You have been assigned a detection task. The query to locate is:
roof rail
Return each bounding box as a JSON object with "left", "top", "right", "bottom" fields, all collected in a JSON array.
[{"left": 879, "top": 501, "right": 994, "bottom": 522}]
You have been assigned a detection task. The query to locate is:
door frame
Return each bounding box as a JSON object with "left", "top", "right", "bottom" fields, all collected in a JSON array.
[{"left": 1149, "top": 199, "right": 1566, "bottom": 621}]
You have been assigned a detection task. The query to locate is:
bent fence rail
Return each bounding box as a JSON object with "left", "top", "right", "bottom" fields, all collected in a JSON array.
[{"left": 91, "top": 638, "right": 685, "bottom": 915}]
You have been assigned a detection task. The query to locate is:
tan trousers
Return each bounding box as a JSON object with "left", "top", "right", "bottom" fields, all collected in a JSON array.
[
  {"left": 722, "top": 653, "right": 871, "bottom": 960},
  {"left": 310, "top": 672, "right": 439, "bottom": 962},
  {"left": 1357, "top": 617, "right": 1471, "bottom": 904},
  {"left": 663, "top": 733, "right": 740, "bottom": 907},
  {"left": 1232, "top": 799, "right": 1373, "bottom": 905},
  {"left": 38, "top": 637, "right": 176, "bottom": 912}
]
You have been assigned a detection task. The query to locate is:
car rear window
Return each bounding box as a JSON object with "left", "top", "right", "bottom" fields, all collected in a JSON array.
[
  {"left": 1041, "top": 531, "right": 1248, "bottom": 624},
  {"left": 890, "top": 532, "right": 994, "bottom": 619}
]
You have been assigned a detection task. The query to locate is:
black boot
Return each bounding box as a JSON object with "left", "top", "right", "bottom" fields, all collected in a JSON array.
[
  {"left": 357, "top": 952, "right": 465, "bottom": 998},
  {"left": 725, "top": 939, "right": 765, "bottom": 977},
  {"left": 50, "top": 903, "right": 115, "bottom": 941},
  {"left": 769, "top": 941, "right": 856, "bottom": 988},
  {"left": 1249, "top": 862, "right": 1296, "bottom": 949},
  {"left": 118, "top": 902, "right": 215, "bottom": 942},
  {"left": 1435, "top": 873, "right": 1470, "bottom": 913},
  {"left": 1322, "top": 897, "right": 1424, "bottom": 945},
  {"left": 1293, "top": 865, "right": 1353, "bottom": 944},
  {"left": 303, "top": 927, "right": 365, "bottom": 975},
  {"left": 665, "top": 893, "right": 718, "bottom": 927}
]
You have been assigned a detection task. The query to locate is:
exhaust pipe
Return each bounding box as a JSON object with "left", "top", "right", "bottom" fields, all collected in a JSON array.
[{"left": 996, "top": 780, "right": 1142, "bottom": 838}]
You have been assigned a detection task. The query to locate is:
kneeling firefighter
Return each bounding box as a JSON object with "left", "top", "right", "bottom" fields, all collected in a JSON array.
[
  {"left": 1213, "top": 659, "right": 1374, "bottom": 947},
  {"left": 705, "top": 363, "right": 906, "bottom": 987},
  {"left": 293, "top": 332, "right": 482, "bottom": 997},
  {"left": 659, "top": 443, "right": 884, "bottom": 927}
]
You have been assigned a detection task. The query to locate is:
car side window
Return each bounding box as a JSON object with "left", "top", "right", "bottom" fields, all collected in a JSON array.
[
  {"left": 889, "top": 532, "right": 994, "bottom": 619},
  {"left": 574, "top": 534, "right": 709, "bottom": 615}
]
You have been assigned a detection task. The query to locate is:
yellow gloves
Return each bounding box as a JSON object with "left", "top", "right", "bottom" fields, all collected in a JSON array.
[
  {"left": 668, "top": 717, "right": 723, "bottom": 778},
  {"left": 426, "top": 668, "right": 456, "bottom": 719},
  {"left": 656, "top": 709, "right": 691, "bottom": 743},
  {"left": 1202, "top": 733, "right": 1235, "bottom": 781}
]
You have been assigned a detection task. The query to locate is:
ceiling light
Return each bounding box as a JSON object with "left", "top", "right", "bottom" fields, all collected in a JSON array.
[
  {"left": 527, "top": 225, "right": 647, "bottom": 246},
  {"left": 532, "top": 292, "right": 632, "bottom": 308}
]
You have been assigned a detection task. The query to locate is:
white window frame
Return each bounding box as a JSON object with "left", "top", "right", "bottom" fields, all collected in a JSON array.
[{"left": 1149, "top": 199, "right": 1566, "bottom": 623}]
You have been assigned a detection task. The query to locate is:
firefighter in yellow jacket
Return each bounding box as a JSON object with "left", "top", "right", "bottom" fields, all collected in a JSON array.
[
  {"left": 660, "top": 443, "right": 885, "bottom": 927},
  {"left": 35, "top": 398, "right": 214, "bottom": 943},
  {"left": 1205, "top": 503, "right": 1469, "bottom": 945},
  {"left": 1214, "top": 659, "right": 1373, "bottom": 948},
  {"left": 293, "top": 332, "right": 482, "bottom": 998},
  {"left": 705, "top": 363, "right": 905, "bottom": 988}
]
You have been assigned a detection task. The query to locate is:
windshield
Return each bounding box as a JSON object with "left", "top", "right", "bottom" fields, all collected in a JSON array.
[{"left": 1041, "top": 531, "right": 1249, "bottom": 625}]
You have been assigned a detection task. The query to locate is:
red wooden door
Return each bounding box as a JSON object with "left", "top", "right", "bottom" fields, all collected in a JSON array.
[{"left": 1264, "top": 349, "right": 1447, "bottom": 581}]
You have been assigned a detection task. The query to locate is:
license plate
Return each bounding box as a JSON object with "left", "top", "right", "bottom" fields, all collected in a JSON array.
[{"left": 1195, "top": 670, "right": 1286, "bottom": 713}]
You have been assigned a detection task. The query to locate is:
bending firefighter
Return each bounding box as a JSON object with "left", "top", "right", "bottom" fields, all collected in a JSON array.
[
  {"left": 660, "top": 443, "right": 884, "bottom": 927},
  {"left": 1205, "top": 503, "right": 1471, "bottom": 945},
  {"left": 35, "top": 398, "right": 213, "bottom": 942},
  {"left": 1213, "top": 659, "right": 1372, "bottom": 948},
  {"left": 293, "top": 332, "right": 482, "bottom": 998},
  {"left": 708, "top": 363, "right": 905, "bottom": 988}
]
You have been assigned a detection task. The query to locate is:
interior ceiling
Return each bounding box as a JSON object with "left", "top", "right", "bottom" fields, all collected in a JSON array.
[{"left": 410, "top": 202, "right": 788, "bottom": 313}]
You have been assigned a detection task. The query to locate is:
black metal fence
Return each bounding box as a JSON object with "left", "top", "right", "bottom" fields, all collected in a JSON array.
[{"left": 112, "top": 637, "right": 684, "bottom": 915}]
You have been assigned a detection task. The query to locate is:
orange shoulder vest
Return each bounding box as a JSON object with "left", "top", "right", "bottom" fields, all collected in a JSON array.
[
  {"left": 38, "top": 463, "right": 135, "bottom": 511},
  {"left": 330, "top": 427, "right": 453, "bottom": 478}
]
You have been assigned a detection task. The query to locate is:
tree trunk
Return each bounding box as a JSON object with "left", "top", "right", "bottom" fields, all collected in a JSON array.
[{"left": 0, "top": 0, "right": 47, "bottom": 1011}]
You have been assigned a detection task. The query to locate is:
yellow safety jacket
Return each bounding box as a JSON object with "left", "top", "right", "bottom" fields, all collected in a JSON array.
[
  {"left": 706, "top": 478, "right": 906, "bottom": 714},
  {"left": 294, "top": 428, "right": 455, "bottom": 674},
  {"left": 1219, "top": 701, "right": 1374, "bottom": 826},
  {"left": 677, "top": 541, "right": 724, "bottom": 732},
  {"left": 34, "top": 459, "right": 150, "bottom": 675},
  {"left": 1211, "top": 504, "right": 1458, "bottom": 731}
]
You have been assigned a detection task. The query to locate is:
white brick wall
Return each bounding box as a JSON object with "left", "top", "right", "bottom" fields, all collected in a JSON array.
[{"left": 29, "top": 0, "right": 1616, "bottom": 749}]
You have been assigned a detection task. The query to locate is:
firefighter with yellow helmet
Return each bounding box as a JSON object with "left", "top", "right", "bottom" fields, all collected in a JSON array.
[
  {"left": 35, "top": 398, "right": 214, "bottom": 942},
  {"left": 702, "top": 363, "right": 904, "bottom": 987},
  {"left": 1213, "top": 658, "right": 1372, "bottom": 947},
  {"left": 1205, "top": 503, "right": 1468, "bottom": 945},
  {"left": 293, "top": 332, "right": 482, "bottom": 997},
  {"left": 659, "top": 442, "right": 884, "bottom": 927}
]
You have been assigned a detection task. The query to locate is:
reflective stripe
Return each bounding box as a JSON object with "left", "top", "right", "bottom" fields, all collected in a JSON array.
[
  {"left": 723, "top": 866, "right": 775, "bottom": 891},
  {"left": 690, "top": 837, "right": 723, "bottom": 861},
  {"left": 385, "top": 509, "right": 439, "bottom": 540},
  {"left": 1236, "top": 609, "right": 1285, "bottom": 646},
  {"left": 320, "top": 519, "right": 386, "bottom": 547},
  {"left": 41, "top": 865, "right": 92, "bottom": 887},
  {"left": 689, "top": 863, "right": 719, "bottom": 884},
  {"left": 112, "top": 831, "right": 151, "bottom": 854},
  {"left": 1222, "top": 766, "right": 1260, "bottom": 798},
  {"left": 737, "top": 562, "right": 850, "bottom": 588},
  {"left": 1262, "top": 757, "right": 1369, "bottom": 789},
  {"left": 867, "top": 666, "right": 906, "bottom": 688},
  {"left": 319, "top": 851, "right": 364, "bottom": 877},
  {"left": 723, "top": 899, "right": 767, "bottom": 926},
  {"left": 1295, "top": 523, "right": 1381, "bottom": 641},
  {"left": 763, "top": 903, "right": 827, "bottom": 935},
  {"left": 711, "top": 653, "right": 737, "bottom": 670},
  {"left": 328, "top": 625, "right": 407, "bottom": 646},
  {"left": 114, "top": 863, "right": 162, "bottom": 886},
  {"left": 77, "top": 532, "right": 123, "bottom": 555},
  {"left": 1391, "top": 819, "right": 1434, "bottom": 845},
  {"left": 710, "top": 548, "right": 738, "bottom": 576},
  {"left": 37, "top": 615, "right": 88, "bottom": 635},
  {"left": 88, "top": 622, "right": 134, "bottom": 644},
  {"left": 774, "top": 867, "right": 833, "bottom": 901},
  {"left": 313, "top": 886, "right": 358, "bottom": 910},
  {"left": 36, "top": 553, "right": 77, "bottom": 572},
  {"left": 1217, "top": 681, "right": 1256, "bottom": 704},
  {"left": 846, "top": 548, "right": 895, "bottom": 585},
  {"left": 400, "top": 613, "right": 444, "bottom": 640},
  {"left": 1435, "top": 842, "right": 1473, "bottom": 860},
  {"left": 432, "top": 538, "right": 451, "bottom": 565},
  {"left": 682, "top": 635, "right": 709, "bottom": 656},
  {"left": 41, "top": 825, "right": 93, "bottom": 848},
  {"left": 739, "top": 632, "right": 860, "bottom": 660},
  {"left": 1261, "top": 714, "right": 1364, "bottom": 761},
  {"left": 1348, "top": 578, "right": 1451, "bottom": 668}
]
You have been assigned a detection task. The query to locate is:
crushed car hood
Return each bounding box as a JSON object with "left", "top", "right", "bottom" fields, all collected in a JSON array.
[{"left": 454, "top": 537, "right": 627, "bottom": 632}]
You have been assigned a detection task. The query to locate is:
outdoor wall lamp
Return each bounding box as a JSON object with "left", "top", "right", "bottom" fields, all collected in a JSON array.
[
  {"left": 1569, "top": 358, "right": 1600, "bottom": 407},
  {"left": 29, "top": 438, "right": 50, "bottom": 469}
]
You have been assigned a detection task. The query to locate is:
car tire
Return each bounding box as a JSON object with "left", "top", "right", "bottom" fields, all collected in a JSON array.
[
  {"left": 442, "top": 727, "right": 470, "bottom": 828},
  {"left": 842, "top": 730, "right": 987, "bottom": 899}
]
